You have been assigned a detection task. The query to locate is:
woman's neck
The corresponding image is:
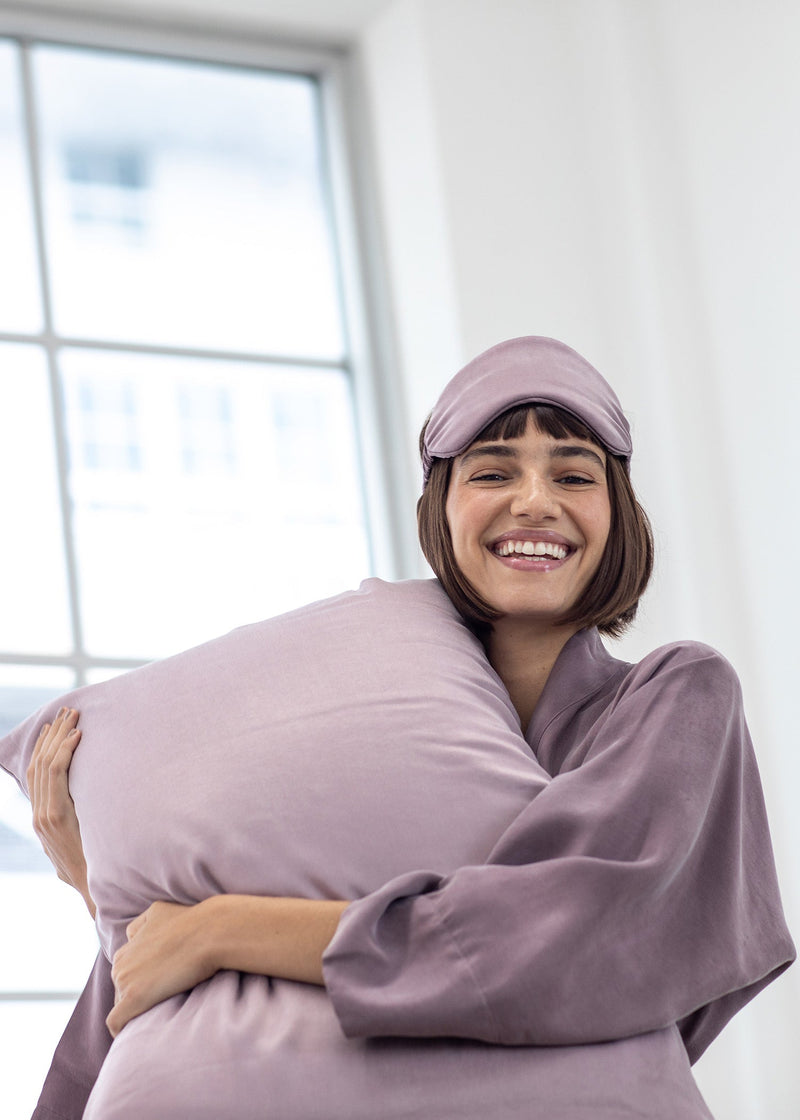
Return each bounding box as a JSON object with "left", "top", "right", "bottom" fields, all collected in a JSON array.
[{"left": 485, "top": 619, "right": 578, "bottom": 734}]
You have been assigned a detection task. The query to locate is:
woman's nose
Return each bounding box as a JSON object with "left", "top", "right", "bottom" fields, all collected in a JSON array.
[{"left": 508, "top": 473, "right": 560, "bottom": 519}]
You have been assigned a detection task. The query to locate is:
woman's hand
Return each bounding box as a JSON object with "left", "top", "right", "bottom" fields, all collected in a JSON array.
[
  {"left": 107, "top": 900, "right": 217, "bottom": 1038},
  {"left": 27, "top": 707, "right": 95, "bottom": 919},
  {"left": 106, "top": 894, "right": 349, "bottom": 1037}
]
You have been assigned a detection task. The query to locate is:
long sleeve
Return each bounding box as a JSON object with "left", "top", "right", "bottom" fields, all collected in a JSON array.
[{"left": 322, "top": 640, "right": 795, "bottom": 1062}]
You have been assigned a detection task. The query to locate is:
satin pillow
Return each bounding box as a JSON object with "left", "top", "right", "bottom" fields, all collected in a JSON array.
[{"left": 1, "top": 579, "right": 548, "bottom": 960}]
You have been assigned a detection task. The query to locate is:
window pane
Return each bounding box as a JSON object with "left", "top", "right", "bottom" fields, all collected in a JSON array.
[
  {"left": 0, "top": 666, "right": 98, "bottom": 995},
  {"left": 0, "top": 41, "right": 42, "bottom": 332},
  {"left": 0, "top": 345, "right": 72, "bottom": 654},
  {"left": 33, "top": 45, "right": 344, "bottom": 358},
  {"left": 61, "top": 348, "right": 370, "bottom": 659}
]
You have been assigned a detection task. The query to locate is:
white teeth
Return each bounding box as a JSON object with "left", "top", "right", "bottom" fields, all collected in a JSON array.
[{"left": 495, "top": 540, "right": 569, "bottom": 560}]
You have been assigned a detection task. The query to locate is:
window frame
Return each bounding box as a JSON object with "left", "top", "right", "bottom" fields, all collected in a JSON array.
[
  {"left": 0, "top": 2, "right": 417, "bottom": 687},
  {"left": 0, "top": 2, "right": 416, "bottom": 1030}
]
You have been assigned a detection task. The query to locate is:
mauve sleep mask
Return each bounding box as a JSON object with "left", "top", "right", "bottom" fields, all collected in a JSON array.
[{"left": 421, "top": 336, "right": 632, "bottom": 487}]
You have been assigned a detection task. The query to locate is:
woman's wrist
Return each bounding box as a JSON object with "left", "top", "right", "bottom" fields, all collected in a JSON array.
[{"left": 200, "top": 895, "right": 348, "bottom": 986}]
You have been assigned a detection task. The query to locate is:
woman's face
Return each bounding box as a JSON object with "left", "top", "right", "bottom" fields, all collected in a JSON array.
[{"left": 445, "top": 414, "right": 612, "bottom": 630}]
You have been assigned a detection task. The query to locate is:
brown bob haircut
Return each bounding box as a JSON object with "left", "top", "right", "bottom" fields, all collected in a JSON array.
[{"left": 417, "top": 404, "right": 654, "bottom": 639}]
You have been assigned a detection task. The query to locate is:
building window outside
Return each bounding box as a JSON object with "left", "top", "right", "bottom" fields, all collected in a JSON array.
[
  {"left": 64, "top": 142, "right": 149, "bottom": 236},
  {"left": 178, "top": 383, "right": 236, "bottom": 475},
  {"left": 0, "top": 27, "right": 375, "bottom": 1117},
  {"left": 74, "top": 376, "right": 142, "bottom": 473}
]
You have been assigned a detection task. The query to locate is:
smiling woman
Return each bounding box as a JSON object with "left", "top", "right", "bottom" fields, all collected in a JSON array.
[
  {"left": 6, "top": 336, "right": 794, "bottom": 1120},
  {"left": 442, "top": 416, "right": 614, "bottom": 724},
  {"left": 448, "top": 419, "right": 611, "bottom": 612},
  {"left": 418, "top": 336, "right": 654, "bottom": 730},
  {"left": 418, "top": 361, "right": 653, "bottom": 645},
  {"left": 448, "top": 421, "right": 605, "bottom": 627}
]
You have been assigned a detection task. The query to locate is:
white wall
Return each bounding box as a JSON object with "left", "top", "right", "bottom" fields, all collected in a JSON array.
[{"left": 357, "top": 2, "right": 799, "bottom": 1116}]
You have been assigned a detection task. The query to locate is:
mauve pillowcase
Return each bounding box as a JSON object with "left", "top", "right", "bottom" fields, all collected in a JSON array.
[{"left": 0, "top": 578, "right": 548, "bottom": 962}]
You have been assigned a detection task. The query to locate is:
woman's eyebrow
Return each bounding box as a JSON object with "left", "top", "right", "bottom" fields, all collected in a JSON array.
[
  {"left": 458, "top": 442, "right": 605, "bottom": 469},
  {"left": 550, "top": 445, "right": 606, "bottom": 468},
  {"left": 457, "top": 443, "right": 519, "bottom": 467}
]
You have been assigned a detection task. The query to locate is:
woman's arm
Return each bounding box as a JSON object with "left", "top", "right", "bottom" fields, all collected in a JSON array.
[
  {"left": 27, "top": 707, "right": 96, "bottom": 919},
  {"left": 321, "top": 644, "right": 795, "bottom": 1062},
  {"left": 107, "top": 895, "right": 349, "bottom": 1037}
]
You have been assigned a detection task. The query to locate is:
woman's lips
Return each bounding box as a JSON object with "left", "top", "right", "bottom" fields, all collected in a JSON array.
[{"left": 489, "top": 536, "right": 576, "bottom": 571}]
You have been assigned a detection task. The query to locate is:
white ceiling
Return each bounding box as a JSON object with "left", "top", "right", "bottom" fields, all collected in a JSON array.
[{"left": 7, "top": 0, "right": 397, "bottom": 43}]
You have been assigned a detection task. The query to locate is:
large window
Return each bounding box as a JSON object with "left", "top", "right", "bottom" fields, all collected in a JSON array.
[{"left": 0, "top": 24, "right": 380, "bottom": 1117}]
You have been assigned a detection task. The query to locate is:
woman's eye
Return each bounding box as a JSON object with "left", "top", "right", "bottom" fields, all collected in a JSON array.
[
  {"left": 558, "top": 474, "right": 594, "bottom": 486},
  {"left": 470, "top": 472, "right": 507, "bottom": 482}
]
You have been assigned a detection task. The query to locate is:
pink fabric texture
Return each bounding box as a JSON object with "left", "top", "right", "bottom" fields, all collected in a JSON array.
[{"left": 1, "top": 580, "right": 793, "bottom": 1118}]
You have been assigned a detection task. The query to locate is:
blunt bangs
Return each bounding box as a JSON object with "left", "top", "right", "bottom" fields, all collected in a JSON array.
[{"left": 475, "top": 404, "right": 598, "bottom": 448}]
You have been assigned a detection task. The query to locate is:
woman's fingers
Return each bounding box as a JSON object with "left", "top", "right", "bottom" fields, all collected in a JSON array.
[
  {"left": 29, "top": 708, "right": 81, "bottom": 837},
  {"left": 27, "top": 708, "right": 81, "bottom": 792},
  {"left": 106, "top": 990, "right": 136, "bottom": 1039},
  {"left": 27, "top": 708, "right": 95, "bottom": 917},
  {"left": 107, "top": 901, "right": 215, "bottom": 1037},
  {"left": 125, "top": 911, "right": 148, "bottom": 941}
]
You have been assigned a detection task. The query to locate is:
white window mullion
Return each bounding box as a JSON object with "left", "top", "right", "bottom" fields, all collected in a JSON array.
[{"left": 19, "top": 39, "right": 87, "bottom": 680}]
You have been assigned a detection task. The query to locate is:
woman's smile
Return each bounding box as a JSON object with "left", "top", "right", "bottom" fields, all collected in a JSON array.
[
  {"left": 490, "top": 529, "right": 574, "bottom": 569},
  {"left": 445, "top": 416, "right": 611, "bottom": 630}
]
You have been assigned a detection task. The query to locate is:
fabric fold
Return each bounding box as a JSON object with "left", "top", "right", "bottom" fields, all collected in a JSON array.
[{"left": 322, "top": 633, "right": 795, "bottom": 1062}]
